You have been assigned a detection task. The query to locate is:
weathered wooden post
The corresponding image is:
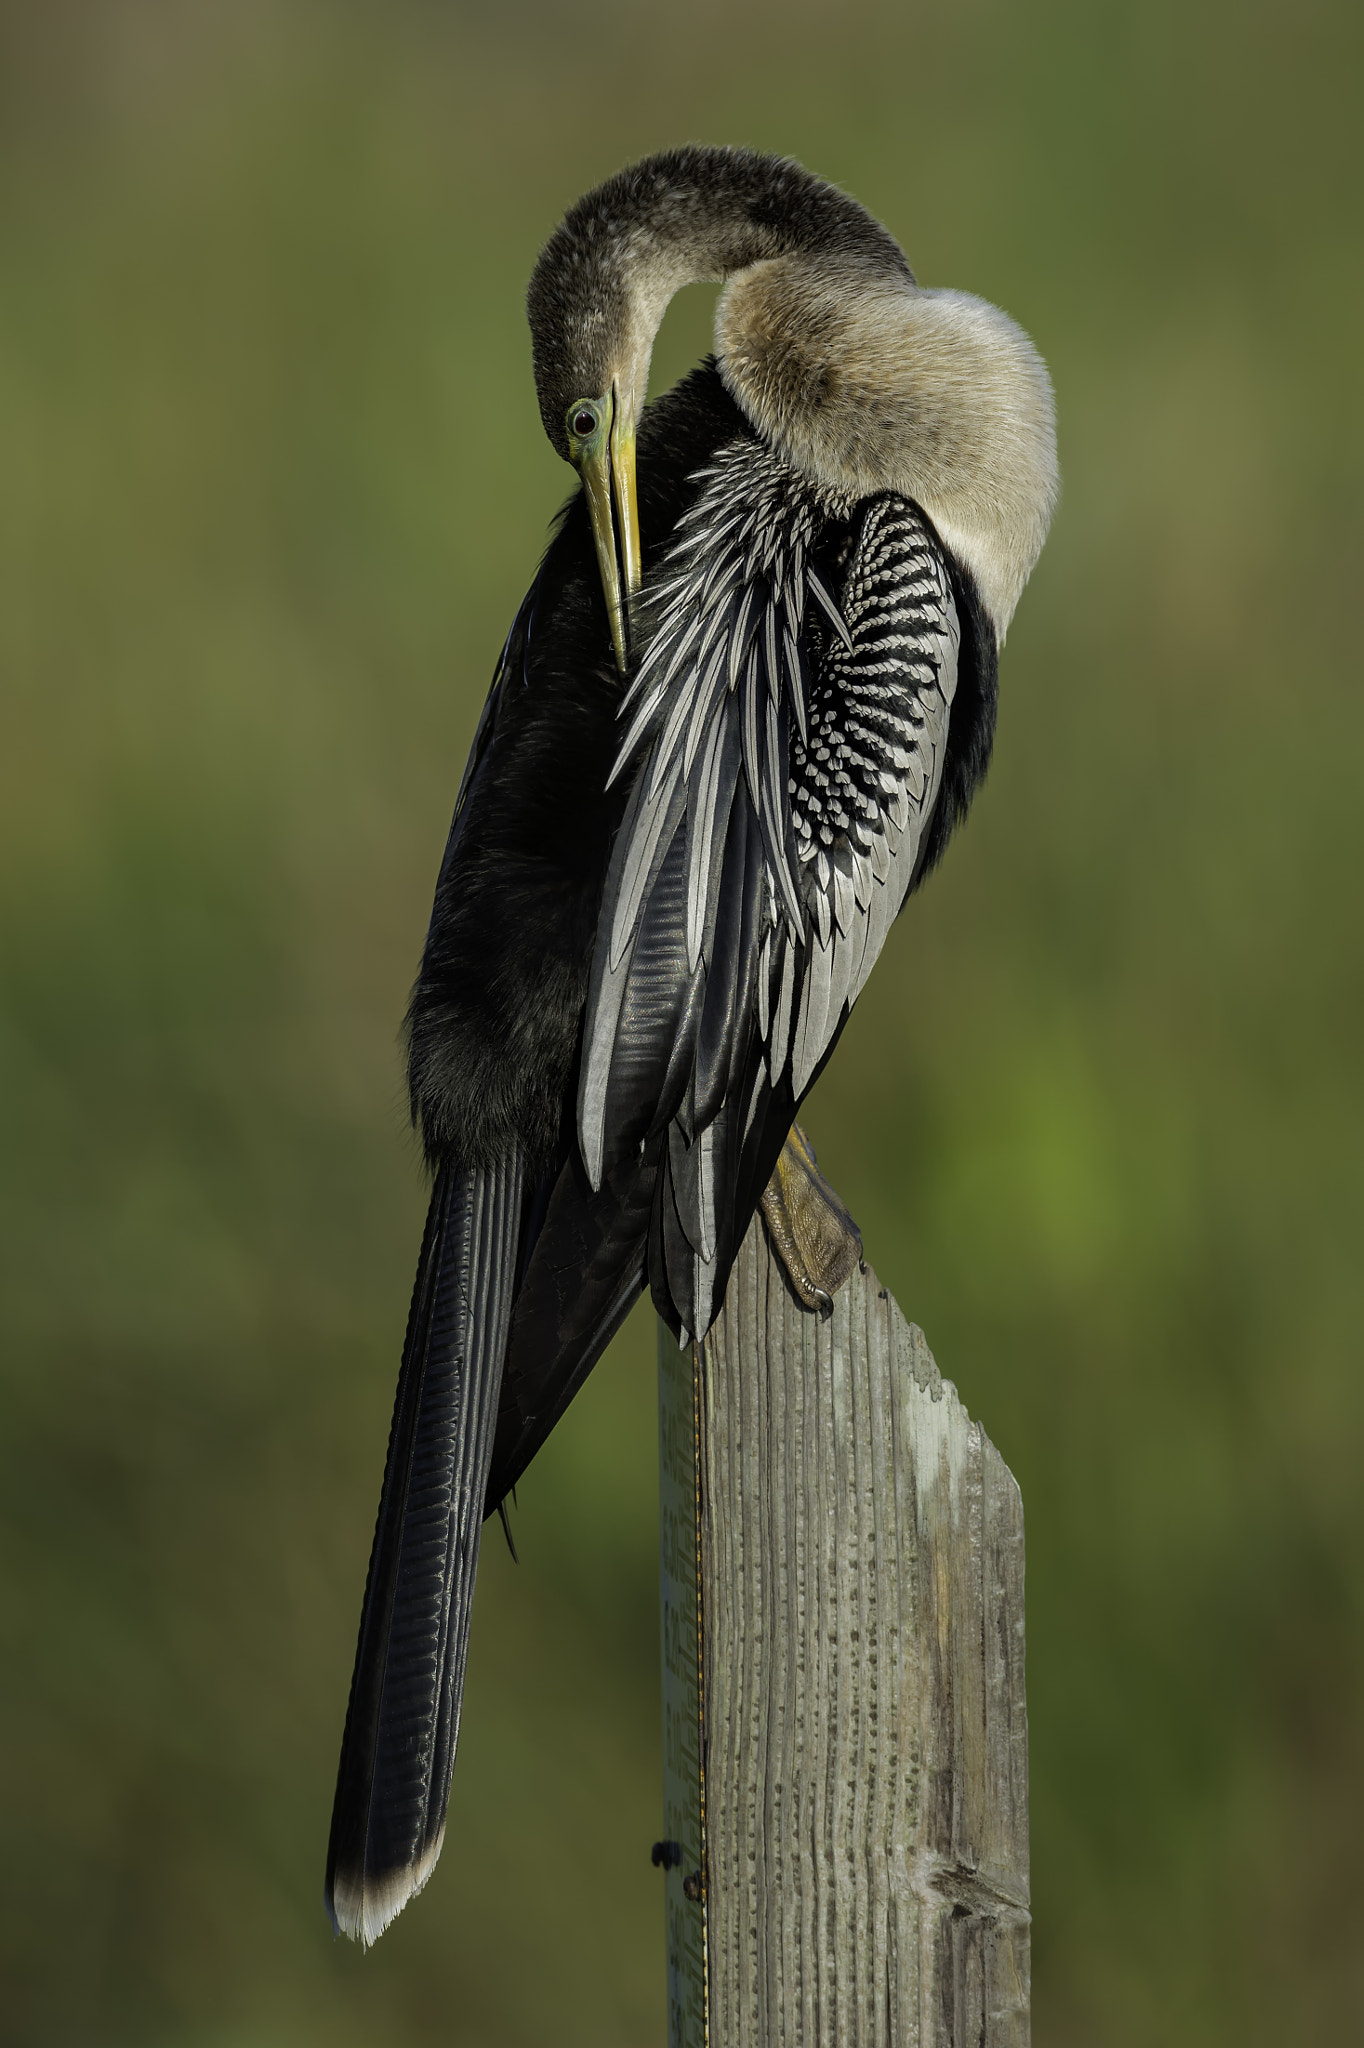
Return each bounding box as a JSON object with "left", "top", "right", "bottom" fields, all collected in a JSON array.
[{"left": 658, "top": 1215, "right": 1029, "bottom": 2046}]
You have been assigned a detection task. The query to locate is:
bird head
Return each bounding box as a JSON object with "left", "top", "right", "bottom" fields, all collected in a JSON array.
[
  {"left": 524, "top": 145, "right": 880, "bottom": 674},
  {"left": 554, "top": 380, "right": 642, "bottom": 679},
  {"left": 526, "top": 242, "right": 654, "bottom": 675}
]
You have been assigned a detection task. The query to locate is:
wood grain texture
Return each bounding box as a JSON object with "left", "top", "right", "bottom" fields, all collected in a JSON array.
[
  {"left": 659, "top": 1319, "right": 708, "bottom": 2048},
  {"left": 696, "top": 1220, "right": 1029, "bottom": 2046}
]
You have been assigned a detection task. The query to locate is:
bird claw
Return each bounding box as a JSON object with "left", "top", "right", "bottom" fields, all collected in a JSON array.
[{"left": 759, "top": 1122, "right": 863, "bottom": 1314}]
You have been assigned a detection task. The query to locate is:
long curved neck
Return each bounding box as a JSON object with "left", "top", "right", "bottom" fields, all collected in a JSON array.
[
  {"left": 527, "top": 147, "right": 911, "bottom": 453},
  {"left": 528, "top": 148, "right": 1058, "bottom": 640}
]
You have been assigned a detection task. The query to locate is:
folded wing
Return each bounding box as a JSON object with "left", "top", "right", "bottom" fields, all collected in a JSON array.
[{"left": 578, "top": 441, "right": 961, "bottom": 1341}]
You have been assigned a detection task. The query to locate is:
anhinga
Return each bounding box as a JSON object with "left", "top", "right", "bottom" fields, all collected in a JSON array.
[{"left": 325, "top": 146, "right": 1057, "bottom": 1945}]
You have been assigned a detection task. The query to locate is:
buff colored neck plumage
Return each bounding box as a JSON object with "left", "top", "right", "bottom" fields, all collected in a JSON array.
[{"left": 715, "top": 257, "right": 1057, "bottom": 638}]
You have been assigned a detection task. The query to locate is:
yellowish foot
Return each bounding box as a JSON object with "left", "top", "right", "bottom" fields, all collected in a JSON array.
[{"left": 758, "top": 1123, "right": 864, "bottom": 1315}]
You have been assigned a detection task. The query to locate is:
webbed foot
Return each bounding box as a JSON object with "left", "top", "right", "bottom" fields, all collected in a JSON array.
[{"left": 758, "top": 1122, "right": 864, "bottom": 1315}]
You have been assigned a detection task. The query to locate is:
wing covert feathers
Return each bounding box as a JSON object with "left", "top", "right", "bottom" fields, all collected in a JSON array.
[
  {"left": 325, "top": 1150, "right": 525, "bottom": 1947},
  {"left": 580, "top": 443, "right": 960, "bottom": 1341}
]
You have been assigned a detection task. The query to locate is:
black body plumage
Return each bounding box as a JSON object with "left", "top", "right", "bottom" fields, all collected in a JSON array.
[{"left": 324, "top": 358, "right": 998, "bottom": 1941}]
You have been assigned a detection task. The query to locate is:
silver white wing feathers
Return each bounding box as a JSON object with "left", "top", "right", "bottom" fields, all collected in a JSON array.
[{"left": 578, "top": 441, "right": 959, "bottom": 1336}]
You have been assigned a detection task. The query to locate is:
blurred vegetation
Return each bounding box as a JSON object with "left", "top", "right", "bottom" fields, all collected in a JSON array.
[{"left": 0, "top": 1, "right": 1360, "bottom": 2041}]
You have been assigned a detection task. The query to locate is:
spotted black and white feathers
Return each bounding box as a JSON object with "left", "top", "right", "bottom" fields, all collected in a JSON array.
[
  {"left": 578, "top": 436, "right": 960, "bottom": 1340},
  {"left": 784, "top": 494, "right": 958, "bottom": 1085}
]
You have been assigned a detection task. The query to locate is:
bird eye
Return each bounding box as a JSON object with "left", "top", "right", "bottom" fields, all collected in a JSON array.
[{"left": 570, "top": 404, "right": 598, "bottom": 438}]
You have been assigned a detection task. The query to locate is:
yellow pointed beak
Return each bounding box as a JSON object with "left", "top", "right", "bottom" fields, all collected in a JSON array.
[
  {"left": 610, "top": 389, "right": 641, "bottom": 608},
  {"left": 579, "top": 387, "right": 641, "bottom": 675}
]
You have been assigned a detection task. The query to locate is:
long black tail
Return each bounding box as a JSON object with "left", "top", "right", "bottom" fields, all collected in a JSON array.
[{"left": 325, "top": 1149, "right": 525, "bottom": 1945}]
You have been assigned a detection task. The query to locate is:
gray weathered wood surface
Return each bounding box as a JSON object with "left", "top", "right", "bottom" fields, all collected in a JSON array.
[{"left": 661, "top": 1215, "right": 1029, "bottom": 2047}]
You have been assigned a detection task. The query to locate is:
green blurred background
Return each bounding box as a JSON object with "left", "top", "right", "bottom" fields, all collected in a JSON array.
[{"left": 1, "top": 1, "right": 1360, "bottom": 2041}]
